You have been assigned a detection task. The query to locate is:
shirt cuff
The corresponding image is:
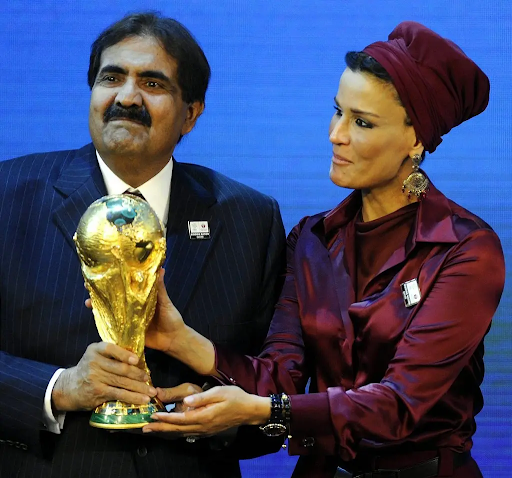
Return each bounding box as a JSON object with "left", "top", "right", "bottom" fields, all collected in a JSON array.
[
  {"left": 43, "top": 368, "right": 66, "bottom": 434},
  {"left": 213, "top": 342, "right": 265, "bottom": 392},
  {"left": 213, "top": 343, "right": 234, "bottom": 384},
  {"left": 288, "top": 392, "right": 337, "bottom": 455},
  {"left": 289, "top": 392, "right": 331, "bottom": 435}
]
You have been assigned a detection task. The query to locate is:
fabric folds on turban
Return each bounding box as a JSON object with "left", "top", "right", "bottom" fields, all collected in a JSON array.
[{"left": 363, "top": 21, "right": 489, "bottom": 153}]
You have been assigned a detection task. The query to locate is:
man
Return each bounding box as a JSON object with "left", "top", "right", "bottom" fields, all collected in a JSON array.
[{"left": 0, "top": 12, "right": 285, "bottom": 478}]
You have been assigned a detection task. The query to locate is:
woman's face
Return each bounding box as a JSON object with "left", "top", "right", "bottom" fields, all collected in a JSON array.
[{"left": 329, "top": 68, "right": 422, "bottom": 193}]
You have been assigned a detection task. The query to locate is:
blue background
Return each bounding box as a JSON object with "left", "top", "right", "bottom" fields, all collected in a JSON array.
[{"left": 1, "top": 1, "right": 510, "bottom": 476}]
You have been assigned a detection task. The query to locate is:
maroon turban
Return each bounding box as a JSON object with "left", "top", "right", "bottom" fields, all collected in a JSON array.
[{"left": 363, "top": 21, "right": 489, "bottom": 153}]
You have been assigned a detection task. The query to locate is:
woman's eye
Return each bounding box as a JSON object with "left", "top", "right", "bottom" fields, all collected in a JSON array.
[
  {"left": 333, "top": 105, "right": 342, "bottom": 116},
  {"left": 146, "top": 81, "right": 161, "bottom": 88},
  {"left": 355, "top": 118, "right": 373, "bottom": 129}
]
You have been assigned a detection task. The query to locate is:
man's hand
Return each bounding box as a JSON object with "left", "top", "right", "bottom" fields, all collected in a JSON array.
[
  {"left": 157, "top": 383, "right": 203, "bottom": 412},
  {"left": 51, "top": 342, "right": 157, "bottom": 412}
]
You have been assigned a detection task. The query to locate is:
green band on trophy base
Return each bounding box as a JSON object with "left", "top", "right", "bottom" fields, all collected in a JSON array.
[{"left": 89, "top": 399, "right": 163, "bottom": 429}]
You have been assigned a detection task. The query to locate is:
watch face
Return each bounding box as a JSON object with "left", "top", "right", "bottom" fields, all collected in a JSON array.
[{"left": 260, "top": 423, "right": 287, "bottom": 437}]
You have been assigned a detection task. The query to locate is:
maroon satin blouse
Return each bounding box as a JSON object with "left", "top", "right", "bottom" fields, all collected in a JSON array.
[
  {"left": 353, "top": 202, "right": 418, "bottom": 302},
  {"left": 215, "top": 184, "right": 504, "bottom": 477}
]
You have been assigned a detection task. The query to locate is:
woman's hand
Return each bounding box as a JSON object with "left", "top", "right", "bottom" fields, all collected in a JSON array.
[
  {"left": 147, "top": 269, "right": 217, "bottom": 375},
  {"left": 145, "top": 268, "right": 187, "bottom": 355},
  {"left": 142, "top": 386, "right": 271, "bottom": 438}
]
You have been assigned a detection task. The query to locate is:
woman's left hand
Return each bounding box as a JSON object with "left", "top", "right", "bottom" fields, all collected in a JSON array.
[{"left": 142, "top": 386, "right": 270, "bottom": 437}]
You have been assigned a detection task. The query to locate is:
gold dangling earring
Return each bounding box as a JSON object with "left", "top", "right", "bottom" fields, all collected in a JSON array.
[{"left": 402, "top": 153, "right": 429, "bottom": 200}]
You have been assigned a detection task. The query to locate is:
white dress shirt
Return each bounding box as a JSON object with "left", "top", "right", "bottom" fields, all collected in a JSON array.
[
  {"left": 96, "top": 152, "right": 173, "bottom": 232},
  {"left": 42, "top": 151, "right": 174, "bottom": 433}
]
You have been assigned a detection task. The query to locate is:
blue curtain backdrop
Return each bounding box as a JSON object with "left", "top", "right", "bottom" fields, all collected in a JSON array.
[{"left": 1, "top": 1, "right": 510, "bottom": 476}]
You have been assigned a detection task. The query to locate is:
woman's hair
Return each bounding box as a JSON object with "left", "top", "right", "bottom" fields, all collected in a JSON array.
[{"left": 345, "top": 51, "right": 413, "bottom": 127}]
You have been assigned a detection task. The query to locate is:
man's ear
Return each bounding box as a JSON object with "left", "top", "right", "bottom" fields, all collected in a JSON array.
[{"left": 181, "top": 102, "right": 205, "bottom": 136}]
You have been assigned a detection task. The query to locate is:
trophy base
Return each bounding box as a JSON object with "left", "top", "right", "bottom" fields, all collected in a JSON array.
[{"left": 90, "top": 399, "right": 164, "bottom": 429}]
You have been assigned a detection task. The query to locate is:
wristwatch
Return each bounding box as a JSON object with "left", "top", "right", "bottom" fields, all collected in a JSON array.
[{"left": 259, "top": 394, "right": 287, "bottom": 437}]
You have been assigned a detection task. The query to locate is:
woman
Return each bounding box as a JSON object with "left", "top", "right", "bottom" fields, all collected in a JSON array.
[{"left": 142, "top": 22, "right": 504, "bottom": 478}]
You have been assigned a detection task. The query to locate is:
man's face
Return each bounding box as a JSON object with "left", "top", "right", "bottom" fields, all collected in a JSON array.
[{"left": 89, "top": 35, "right": 203, "bottom": 164}]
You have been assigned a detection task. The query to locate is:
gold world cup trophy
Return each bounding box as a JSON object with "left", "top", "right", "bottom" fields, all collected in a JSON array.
[{"left": 74, "top": 194, "right": 166, "bottom": 429}]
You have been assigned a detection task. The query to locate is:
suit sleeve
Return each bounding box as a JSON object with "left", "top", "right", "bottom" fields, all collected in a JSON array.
[
  {"left": 0, "top": 154, "right": 72, "bottom": 457},
  {"left": 216, "top": 228, "right": 505, "bottom": 460},
  {"left": 0, "top": 349, "right": 60, "bottom": 454}
]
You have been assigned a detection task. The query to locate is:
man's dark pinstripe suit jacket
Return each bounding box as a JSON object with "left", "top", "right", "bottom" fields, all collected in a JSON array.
[{"left": 0, "top": 143, "right": 286, "bottom": 478}]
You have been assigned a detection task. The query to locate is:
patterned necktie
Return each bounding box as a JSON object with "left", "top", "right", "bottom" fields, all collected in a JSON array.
[
  {"left": 124, "top": 189, "right": 146, "bottom": 201},
  {"left": 123, "top": 189, "right": 167, "bottom": 235},
  {"left": 124, "top": 189, "right": 166, "bottom": 233}
]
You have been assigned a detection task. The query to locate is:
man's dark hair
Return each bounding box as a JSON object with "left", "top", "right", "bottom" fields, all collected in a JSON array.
[
  {"left": 88, "top": 12, "right": 211, "bottom": 105},
  {"left": 345, "top": 51, "right": 413, "bottom": 127}
]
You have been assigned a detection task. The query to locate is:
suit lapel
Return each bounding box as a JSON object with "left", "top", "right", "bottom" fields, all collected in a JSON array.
[
  {"left": 52, "top": 144, "right": 107, "bottom": 250},
  {"left": 52, "top": 150, "right": 220, "bottom": 316},
  {"left": 163, "top": 162, "right": 221, "bottom": 315}
]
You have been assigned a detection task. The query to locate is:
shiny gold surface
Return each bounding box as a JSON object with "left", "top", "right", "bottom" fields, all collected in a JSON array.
[{"left": 74, "top": 194, "right": 166, "bottom": 428}]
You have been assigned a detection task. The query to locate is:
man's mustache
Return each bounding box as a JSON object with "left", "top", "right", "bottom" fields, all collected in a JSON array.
[{"left": 103, "top": 104, "right": 152, "bottom": 127}]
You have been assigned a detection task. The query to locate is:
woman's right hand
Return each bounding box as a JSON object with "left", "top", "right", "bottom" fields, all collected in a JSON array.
[{"left": 145, "top": 268, "right": 188, "bottom": 355}]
